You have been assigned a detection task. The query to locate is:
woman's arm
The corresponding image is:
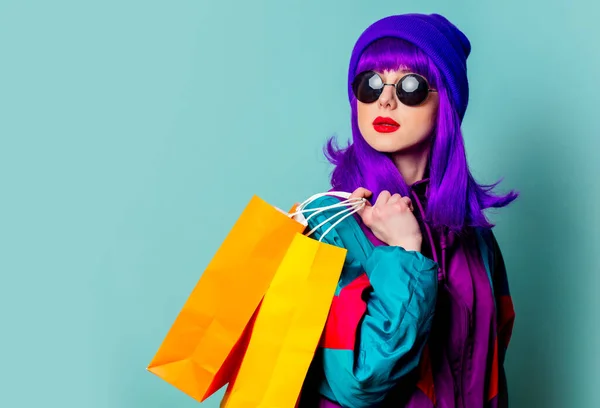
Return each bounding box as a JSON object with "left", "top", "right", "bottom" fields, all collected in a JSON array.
[{"left": 304, "top": 197, "right": 438, "bottom": 408}]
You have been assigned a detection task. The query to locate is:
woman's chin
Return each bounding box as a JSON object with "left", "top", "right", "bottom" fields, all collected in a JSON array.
[
  {"left": 367, "top": 139, "right": 411, "bottom": 154},
  {"left": 364, "top": 133, "right": 431, "bottom": 156}
]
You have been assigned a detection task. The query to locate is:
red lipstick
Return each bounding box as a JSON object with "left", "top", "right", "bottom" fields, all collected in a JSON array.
[{"left": 372, "top": 116, "right": 400, "bottom": 133}]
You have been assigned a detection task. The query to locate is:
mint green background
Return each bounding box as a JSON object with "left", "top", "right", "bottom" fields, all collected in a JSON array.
[{"left": 1, "top": 1, "right": 598, "bottom": 407}]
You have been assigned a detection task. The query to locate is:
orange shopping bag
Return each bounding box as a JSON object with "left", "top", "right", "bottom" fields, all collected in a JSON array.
[
  {"left": 220, "top": 192, "right": 366, "bottom": 408},
  {"left": 147, "top": 195, "right": 306, "bottom": 402},
  {"left": 147, "top": 192, "right": 365, "bottom": 403}
]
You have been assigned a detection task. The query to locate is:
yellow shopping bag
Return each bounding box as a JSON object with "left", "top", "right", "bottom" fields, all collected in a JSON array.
[
  {"left": 147, "top": 195, "right": 306, "bottom": 402},
  {"left": 220, "top": 229, "right": 348, "bottom": 407}
]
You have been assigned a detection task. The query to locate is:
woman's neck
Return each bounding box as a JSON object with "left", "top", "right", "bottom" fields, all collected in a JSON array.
[{"left": 390, "top": 142, "right": 431, "bottom": 186}]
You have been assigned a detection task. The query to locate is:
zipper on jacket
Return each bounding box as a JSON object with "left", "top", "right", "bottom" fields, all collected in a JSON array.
[{"left": 410, "top": 190, "right": 444, "bottom": 282}]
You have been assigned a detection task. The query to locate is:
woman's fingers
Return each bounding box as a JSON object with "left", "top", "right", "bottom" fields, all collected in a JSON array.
[
  {"left": 349, "top": 187, "right": 372, "bottom": 200},
  {"left": 389, "top": 193, "right": 402, "bottom": 203},
  {"left": 350, "top": 189, "right": 414, "bottom": 218},
  {"left": 375, "top": 190, "right": 391, "bottom": 206},
  {"left": 349, "top": 187, "right": 372, "bottom": 217},
  {"left": 378, "top": 191, "right": 413, "bottom": 210}
]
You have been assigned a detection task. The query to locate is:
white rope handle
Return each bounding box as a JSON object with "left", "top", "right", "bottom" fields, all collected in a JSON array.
[
  {"left": 288, "top": 197, "right": 364, "bottom": 220},
  {"left": 304, "top": 199, "right": 363, "bottom": 223},
  {"left": 283, "top": 190, "right": 366, "bottom": 243},
  {"left": 305, "top": 200, "right": 366, "bottom": 242},
  {"left": 288, "top": 191, "right": 364, "bottom": 220},
  {"left": 319, "top": 202, "right": 366, "bottom": 242},
  {"left": 294, "top": 191, "right": 353, "bottom": 213}
]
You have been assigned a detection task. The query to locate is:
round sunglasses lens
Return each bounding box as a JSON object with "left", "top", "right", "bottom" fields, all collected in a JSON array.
[
  {"left": 397, "top": 74, "right": 429, "bottom": 106},
  {"left": 352, "top": 71, "right": 383, "bottom": 103}
]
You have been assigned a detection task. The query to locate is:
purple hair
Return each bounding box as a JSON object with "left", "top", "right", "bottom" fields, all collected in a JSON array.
[{"left": 325, "top": 37, "right": 518, "bottom": 233}]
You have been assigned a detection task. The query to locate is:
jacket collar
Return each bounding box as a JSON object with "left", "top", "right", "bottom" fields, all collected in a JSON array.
[{"left": 410, "top": 177, "right": 430, "bottom": 200}]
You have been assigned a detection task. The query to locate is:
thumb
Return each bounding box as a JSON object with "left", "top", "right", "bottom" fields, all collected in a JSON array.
[
  {"left": 358, "top": 204, "right": 373, "bottom": 226},
  {"left": 401, "top": 197, "right": 414, "bottom": 212},
  {"left": 355, "top": 195, "right": 372, "bottom": 215}
]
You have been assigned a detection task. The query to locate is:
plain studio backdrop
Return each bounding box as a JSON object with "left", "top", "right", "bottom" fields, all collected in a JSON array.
[{"left": 1, "top": 1, "right": 598, "bottom": 407}]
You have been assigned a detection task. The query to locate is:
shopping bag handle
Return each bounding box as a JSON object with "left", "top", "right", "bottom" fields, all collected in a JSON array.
[
  {"left": 287, "top": 191, "right": 367, "bottom": 243},
  {"left": 293, "top": 191, "right": 353, "bottom": 212},
  {"left": 304, "top": 203, "right": 365, "bottom": 242}
]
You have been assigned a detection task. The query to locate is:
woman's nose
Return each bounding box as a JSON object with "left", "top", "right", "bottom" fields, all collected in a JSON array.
[{"left": 378, "top": 84, "right": 398, "bottom": 108}]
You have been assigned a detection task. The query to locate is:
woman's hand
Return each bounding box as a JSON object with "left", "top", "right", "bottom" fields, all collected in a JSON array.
[{"left": 349, "top": 187, "right": 423, "bottom": 252}]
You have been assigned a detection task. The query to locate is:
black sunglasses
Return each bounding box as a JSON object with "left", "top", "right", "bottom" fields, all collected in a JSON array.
[{"left": 352, "top": 70, "right": 437, "bottom": 106}]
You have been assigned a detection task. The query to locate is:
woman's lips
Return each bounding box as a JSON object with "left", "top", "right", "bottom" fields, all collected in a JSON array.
[{"left": 372, "top": 116, "right": 400, "bottom": 133}]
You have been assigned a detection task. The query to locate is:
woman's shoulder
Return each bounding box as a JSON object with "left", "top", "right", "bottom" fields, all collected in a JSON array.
[
  {"left": 469, "top": 226, "right": 504, "bottom": 280},
  {"left": 302, "top": 194, "right": 344, "bottom": 210},
  {"left": 301, "top": 195, "right": 374, "bottom": 261},
  {"left": 471, "top": 226, "right": 498, "bottom": 253},
  {"left": 301, "top": 195, "right": 377, "bottom": 291}
]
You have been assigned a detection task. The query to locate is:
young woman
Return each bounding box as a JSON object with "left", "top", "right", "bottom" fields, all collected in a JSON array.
[{"left": 298, "top": 13, "right": 518, "bottom": 408}]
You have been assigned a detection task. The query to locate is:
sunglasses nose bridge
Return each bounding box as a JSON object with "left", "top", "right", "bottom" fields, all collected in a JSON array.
[{"left": 378, "top": 83, "right": 399, "bottom": 105}]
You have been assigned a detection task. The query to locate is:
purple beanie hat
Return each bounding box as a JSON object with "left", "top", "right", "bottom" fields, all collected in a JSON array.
[{"left": 348, "top": 13, "right": 472, "bottom": 121}]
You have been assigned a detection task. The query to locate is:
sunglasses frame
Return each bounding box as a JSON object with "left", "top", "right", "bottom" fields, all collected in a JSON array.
[{"left": 352, "top": 70, "right": 438, "bottom": 106}]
